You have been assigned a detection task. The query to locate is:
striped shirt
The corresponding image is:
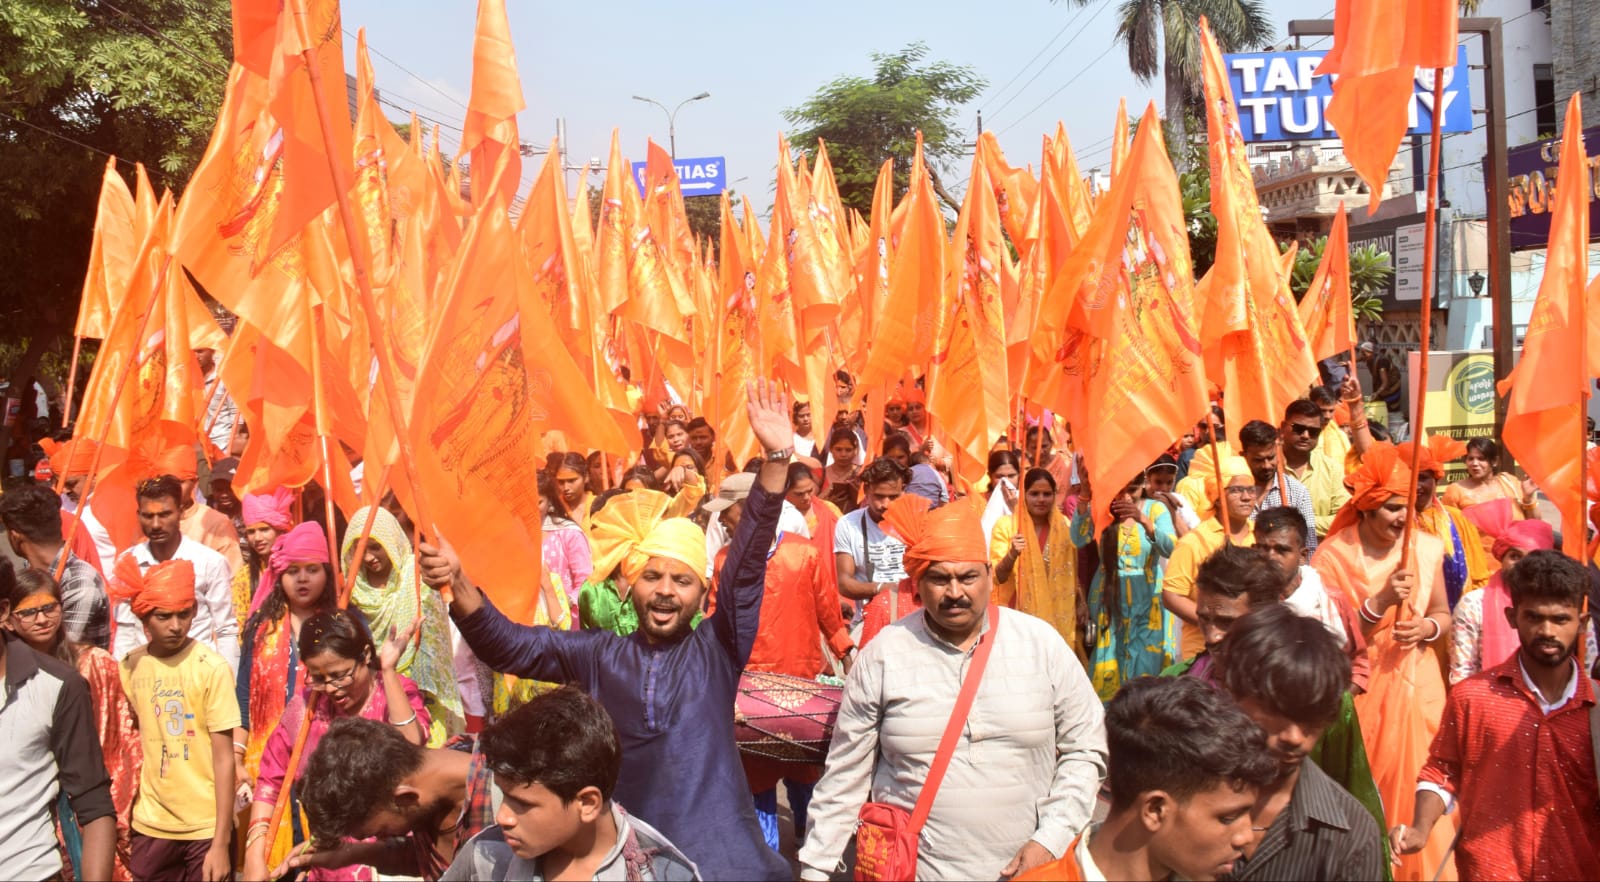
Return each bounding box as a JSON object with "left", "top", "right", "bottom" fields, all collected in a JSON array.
[{"left": 1223, "top": 760, "right": 1384, "bottom": 880}]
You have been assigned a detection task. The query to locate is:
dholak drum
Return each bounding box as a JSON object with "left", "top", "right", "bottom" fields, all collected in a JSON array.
[{"left": 734, "top": 671, "right": 841, "bottom": 765}]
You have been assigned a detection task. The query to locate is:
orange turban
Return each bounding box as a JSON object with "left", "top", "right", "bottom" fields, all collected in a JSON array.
[
  {"left": 879, "top": 495, "right": 988, "bottom": 585},
  {"left": 41, "top": 438, "right": 99, "bottom": 478},
  {"left": 1396, "top": 435, "right": 1466, "bottom": 480},
  {"left": 110, "top": 555, "right": 197, "bottom": 617},
  {"left": 128, "top": 427, "right": 200, "bottom": 482},
  {"left": 1327, "top": 443, "right": 1414, "bottom": 536}
]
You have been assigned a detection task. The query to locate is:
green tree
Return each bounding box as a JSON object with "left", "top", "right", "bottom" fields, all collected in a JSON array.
[
  {"left": 784, "top": 42, "right": 984, "bottom": 216},
  {"left": 0, "top": 0, "right": 229, "bottom": 380},
  {"left": 1056, "top": 0, "right": 1272, "bottom": 173},
  {"left": 1286, "top": 235, "right": 1392, "bottom": 323}
]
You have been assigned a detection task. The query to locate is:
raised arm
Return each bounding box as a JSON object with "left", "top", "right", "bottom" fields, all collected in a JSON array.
[{"left": 710, "top": 379, "right": 793, "bottom": 667}]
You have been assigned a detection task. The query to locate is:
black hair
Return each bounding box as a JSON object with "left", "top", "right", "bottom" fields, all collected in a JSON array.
[
  {"left": 1464, "top": 437, "right": 1499, "bottom": 461},
  {"left": 553, "top": 451, "right": 588, "bottom": 478},
  {"left": 1022, "top": 467, "right": 1056, "bottom": 493},
  {"left": 538, "top": 473, "right": 580, "bottom": 529},
  {"left": 618, "top": 365, "right": 632, "bottom": 382},
  {"left": 0, "top": 556, "right": 14, "bottom": 615},
  {"left": 136, "top": 475, "right": 185, "bottom": 508},
  {"left": 823, "top": 426, "right": 860, "bottom": 460},
  {"left": 1283, "top": 399, "right": 1322, "bottom": 423},
  {"left": 481, "top": 687, "right": 621, "bottom": 803},
  {"left": 299, "top": 718, "right": 424, "bottom": 844},
  {"left": 880, "top": 434, "right": 912, "bottom": 457},
  {"left": 786, "top": 461, "right": 818, "bottom": 490},
  {"left": 1308, "top": 385, "right": 1339, "bottom": 407},
  {"left": 858, "top": 457, "right": 912, "bottom": 489},
  {"left": 1505, "top": 550, "right": 1589, "bottom": 610},
  {"left": 10, "top": 568, "right": 75, "bottom": 664},
  {"left": 298, "top": 608, "right": 379, "bottom": 670},
  {"left": 1238, "top": 419, "right": 1280, "bottom": 451},
  {"left": 671, "top": 446, "right": 705, "bottom": 476},
  {"left": 662, "top": 419, "right": 688, "bottom": 436},
  {"left": 1218, "top": 604, "right": 1350, "bottom": 727},
  {"left": 0, "top": 481, "right": 64, "bottom": 544},
  {"left": 834, "top": 369, "right": 853, "bottom": 385},
  {"left": 791, "top": 399, "right": 811, "bottom": 419},
  {"left": 1104, "top": 676, "right": 1276, "bottom": 810},
  {"left": 1147, "top": 453, "right": 1179, "bottom": 473},
  {"left": 1252, "top": 506, "right": 1309, "bottom": 549},
  {"left": 243, "top": 561, "right": 336, "bottom": 645},
  {"left": 1194, "top": 544, "right": 1283, "bottom": 607},
  {"left": 986, "top": 449, "right": 1022, "bottom": 478},
  {"left": 619, "top": 467, "right": 661, "bottom": 491},
  {"left": 686, "top": 417, "right": 714, "bottom": 439},
  {"left": 742, "top": 457, "right": 766, "bottom": 474},
  {"left": 543, "top": 451, "right": 566, "bottom": 476}
]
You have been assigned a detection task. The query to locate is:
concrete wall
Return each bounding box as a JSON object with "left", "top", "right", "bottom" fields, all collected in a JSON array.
[{"left": 1551, "top": 0, "right": 1600, "bottom": 129}]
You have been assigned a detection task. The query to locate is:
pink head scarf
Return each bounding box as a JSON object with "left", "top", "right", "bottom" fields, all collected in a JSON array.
[
  {"left": 1479, "top": 519, "right": 1557, "bottom": 672},
  {"left": 252, "top": 522, "right": 331, "bottom": 617},
  {"left": 241, "top": 487, "right": 296, "bottom": 532}
]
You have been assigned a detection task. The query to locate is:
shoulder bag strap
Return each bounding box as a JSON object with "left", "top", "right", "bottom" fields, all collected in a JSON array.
[{"left": 908, "top": 606, "right": 1002, "bottom": 834}]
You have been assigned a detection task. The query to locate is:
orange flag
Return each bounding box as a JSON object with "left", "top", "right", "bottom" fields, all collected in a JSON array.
[
  {"left": 76, "top": 157, "right": 139, "bottom": 341},
  {"left": 1497, "top": 94, "right": 1593, "bottom": 561},
  {"left": 716, "top": 193, "right": 760, "bottom": 465},
  {"left": 844, "top": 159, "right": 895, "bottom": 379},
  {"left": 1317, "top": 0, "right": 1458, "bottom": 212},
  {"left": 755, "top": 147, "right": 802, "bottom": 382},
  {"left": 928, "top": 143, "right": 1013, "bottom": 483},
  {"left": 787, "top": 140, "right": 849, "bottom": 343},
  {"left": 1298, "top": 205, "right": 1358, "bottom": 363},
  {"left": 1110, "top": 100, "right": 1130, "bottom": 182},
  {"left": 860, "top": 136, "right": 943, "bottom": 394},
  {"left": 596, "top": 131, "right": 693, "bottom": 349},
  {"left": 1047, "top": 104, "right": 1208, "bottom": 532},
  {"left": 641, "top": 139, "right": 696, "bottom": 277},
  {"left": 459, "top": 0, "right": 525, "bottom": 208},
  {"left": 977, "top": 130, "right": 1038, "bottom": 252},
  {"left": 1197, "top": 18, "right": 1318, "bottom": 432}
]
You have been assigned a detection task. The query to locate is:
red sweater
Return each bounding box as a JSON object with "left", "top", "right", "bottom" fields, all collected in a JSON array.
[{"left": 1418, "top": 657, "right": 1600, "bottom": 881}]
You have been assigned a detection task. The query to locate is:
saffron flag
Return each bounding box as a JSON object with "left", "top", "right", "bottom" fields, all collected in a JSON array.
[
  {"left": 1197, "top": 18, "right": 1318, "bottom": 432},
  {"left": 459, "top": 0, "right": 525, "bottom": 208},
  {"left": 860, "top": 136, "right": 943, "bottom": 394},
  {"left": 1047, "top": 103, "right": 1208, "bottom": 532},
  {"left": 1497, "top": 94, "right": 1593, "bottom": 561},
  {"left": 1298, "top": 205, "right": 1358, "bottom": 363},
  {"left": 1317, "top": 0, "right": 1458, "bottom": 212},
  {"left": 977, "top": 130, "right": 1038, "bottom": 253},
  {"left": 76, "top": 157, "right": 139, "bottom": 341}
]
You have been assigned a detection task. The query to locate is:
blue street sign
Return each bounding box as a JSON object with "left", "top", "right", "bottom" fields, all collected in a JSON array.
[
  {"left": 1222, "top": 46, "right": 1471, "bottom": 143},
  {"left": 632, "top": 155, "right": 727, "bottom": 197}
]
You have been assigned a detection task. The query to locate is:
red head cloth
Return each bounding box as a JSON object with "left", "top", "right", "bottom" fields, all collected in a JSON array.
[
  {"left": 879, "top": 494, "right": 989, "bottom": 585},
  {"left": 255, "top": 522, "right": 332, "bottom": 617},
  {"left": 1396, "top": 435, "right": 1467, "bottom": 480},
  {"left": 1327, "top": 442, "right": 1415, "bottom": 537},
  {"left": 41, "top": 438, "right": 99, "bottom": 478},
  {"left": 110, "top": 555, "right": 196, "bottom": 617},
  {"left": 1491, "top": 518, "right": 1555, "bottom": 561},
  {"left": 241, "top": 487, "right": 296, "bottom": 532}
]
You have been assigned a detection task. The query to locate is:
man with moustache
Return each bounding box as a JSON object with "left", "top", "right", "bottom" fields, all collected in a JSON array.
[
  {"left": 800, "top": 494, "right": 1107, "bottom": 881},
  {"left": 419, "top": 381, "right": 796, "bottom": 881},
  {"left": 1392, "top": 551, "right": 1600, "bottom": 880},
  {"left": 1213, "top": 605, "right": 1386, "bottom": 881}
]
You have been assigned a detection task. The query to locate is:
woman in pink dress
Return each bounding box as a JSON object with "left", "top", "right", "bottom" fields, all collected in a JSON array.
[{"left": 239, "top": 609, "right": 430, "bottom": 882}]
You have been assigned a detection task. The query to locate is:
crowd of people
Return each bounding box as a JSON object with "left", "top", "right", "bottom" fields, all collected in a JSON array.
[{"left": 0, "top": 358, "right": 1597, "bottom": 882}]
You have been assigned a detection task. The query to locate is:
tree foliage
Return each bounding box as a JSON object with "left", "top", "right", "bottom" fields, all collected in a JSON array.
[
  {"left": 1287, "top": 235, "right": 1392, "bottom": 322},
  {"left": 783, "top": 43, "right": 984, "bottom": 216},
  {"left": 0, "top": 0, "right": 230, "bottom": 367}
]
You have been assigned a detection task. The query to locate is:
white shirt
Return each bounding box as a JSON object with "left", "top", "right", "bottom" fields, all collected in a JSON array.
[
  {"left": 112, "top": 537, "right": 240, "bottom": 674},
  {"left": 1283, "top": 567, "right": 1348, "bottom": 649},
  {"left": 1077, "top": 827, "right": 1108, "bottom": 882}
]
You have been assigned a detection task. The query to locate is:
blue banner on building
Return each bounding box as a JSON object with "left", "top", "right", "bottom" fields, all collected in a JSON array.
[{"left": 1222, "top": 46, "right": 1472, "bottom": 143}]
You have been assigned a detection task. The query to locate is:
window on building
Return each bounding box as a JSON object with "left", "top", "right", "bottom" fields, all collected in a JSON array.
[
  {"left": 1530, "top": 0, "right": 1548, "bottom": 10},
  {"left": 1533, "top": 64, "right": 1556, "bottom": 137}
]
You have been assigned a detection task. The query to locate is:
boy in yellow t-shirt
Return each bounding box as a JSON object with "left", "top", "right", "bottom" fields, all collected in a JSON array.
[{"left": 113, "top": 556, "right": 239, "bottom": 881}]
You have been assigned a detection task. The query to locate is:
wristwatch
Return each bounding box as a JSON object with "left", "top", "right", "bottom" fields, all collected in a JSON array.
[{"left": 765, "top": 446, "right": 795, "bottom": 462}]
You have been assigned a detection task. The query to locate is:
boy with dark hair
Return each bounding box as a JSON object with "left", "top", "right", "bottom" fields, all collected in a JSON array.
[
  {"left": 1393, "top": 550, "right": 1600, "bottom": 880},
  {"left": 291, "top": 718, "right": 491, "bottom": 880},
  {"left": 1164, "top": 545, "right": 1282, "bottom": 681},
  {"left": 1017, "top": 676, "right": 1277, "bottom": 881},
  {"left": 114, "top": 556, "right": 238, "bottom": 881},
  {"left": 1236, "top": 419, "right": 1318, "bottom": 552},
  {"left": 0, "top": 480, "right": 109, "bottom": 647},
  {"left": 443, "top": 687, "right": 698, "bottom": 881},
  {"left": 1214, "top": 605, "right": 1386, "bottom": 880}
]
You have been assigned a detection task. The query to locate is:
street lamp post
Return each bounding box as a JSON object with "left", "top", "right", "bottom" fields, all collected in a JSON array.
[{"left": 632, "top": 91, "right": 710, "bottom": 160}]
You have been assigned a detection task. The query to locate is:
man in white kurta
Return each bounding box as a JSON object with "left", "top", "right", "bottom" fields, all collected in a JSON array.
[{"left": 798, "top": 494, "right": 1107, "bottom": 881}]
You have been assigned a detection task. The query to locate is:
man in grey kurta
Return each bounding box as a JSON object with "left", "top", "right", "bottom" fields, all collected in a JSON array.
[{"left": 798, "top": 495, "right": 1107, "bottom": 881}]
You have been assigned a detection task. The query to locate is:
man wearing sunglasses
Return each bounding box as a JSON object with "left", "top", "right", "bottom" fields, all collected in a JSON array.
[{"left": 1277, "top": 400, "right": 1350, "bottom": 542}]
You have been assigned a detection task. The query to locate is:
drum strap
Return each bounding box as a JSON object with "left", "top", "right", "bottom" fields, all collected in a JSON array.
[{"left": 909, "top": 607, "right": 1002, "bottom": 834}]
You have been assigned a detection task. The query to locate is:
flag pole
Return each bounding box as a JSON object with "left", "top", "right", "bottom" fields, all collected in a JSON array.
[
  {"left": 61, "top": 334, "right": 83, "bottom": 431},
  {"left": 1398, "top": 73, "right": 1449, "bottom": 596},
  {"left": 58, "top": 257, "right": 172, "bottom": 581}
]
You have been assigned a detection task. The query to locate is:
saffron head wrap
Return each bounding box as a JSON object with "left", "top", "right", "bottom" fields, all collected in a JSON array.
[
  {"left": 880, "top": 495, "right": 988, "bottom": 585},
  {"left": 1396, "top": 435, "right": 1467, "bottom": 480},
  {"left": 590, "top": 490, "right": 708, "bottom": 585},
  {"left": 241, "top": 487, "right": 296, "bottom": 532},
  {"left": 1327, "top": 443, "right": 1414, "bottom": 536},
  {"left": 41, "top": 438, "right": 99, "bottom": 479},
  {"left": 110, "top": 555, "right": 196, "bottom": 617}
]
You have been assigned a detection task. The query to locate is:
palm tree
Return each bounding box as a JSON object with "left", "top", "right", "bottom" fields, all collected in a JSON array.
[{"left": 1060, "top": 0, "right": 1273, "bottom": 172}]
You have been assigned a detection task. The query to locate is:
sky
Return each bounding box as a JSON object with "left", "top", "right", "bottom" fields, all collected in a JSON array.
[{"left": 341, "top": 0, "right": 1335, "bottom": 218}]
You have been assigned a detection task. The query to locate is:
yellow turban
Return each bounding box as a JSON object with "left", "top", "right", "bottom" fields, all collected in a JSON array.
[
  {"left": 1206, "top": 456, "right": 1254, "bottom": 503},
  {"left": 590, "top": 490, "right": 708, "bottom": 585}
]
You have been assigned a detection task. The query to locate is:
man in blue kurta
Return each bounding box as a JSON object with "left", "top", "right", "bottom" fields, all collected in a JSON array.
[{"left": 420, "top": 380, "right": 796, "bottom": 881}]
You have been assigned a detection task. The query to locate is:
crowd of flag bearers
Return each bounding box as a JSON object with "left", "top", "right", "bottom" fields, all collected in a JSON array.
[{"left": 2, "top": 0, "right": 1599, "bottom": 879}]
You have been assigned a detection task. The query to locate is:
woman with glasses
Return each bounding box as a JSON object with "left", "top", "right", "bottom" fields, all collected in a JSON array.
[
  {"left": 7, "top": 569, "right": 141, "bottom": 881},
  {"left": 239, "top": 609, "right": 427, "bottom": 881}
]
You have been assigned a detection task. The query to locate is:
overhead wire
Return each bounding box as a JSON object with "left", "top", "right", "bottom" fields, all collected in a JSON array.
[{"left": 985, "top": 0, "right": 1116, "bottom": 129}]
